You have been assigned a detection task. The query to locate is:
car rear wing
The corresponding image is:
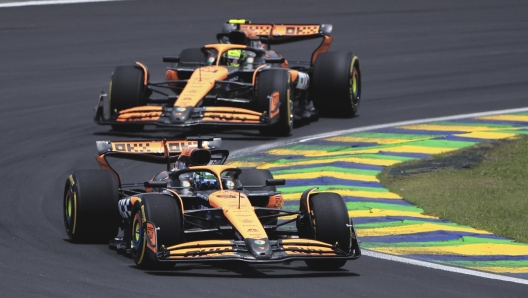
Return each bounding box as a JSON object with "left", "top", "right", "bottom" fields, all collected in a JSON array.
[
  {"left": 222, "top": 19, "right": 332, "bottom": 38},
  {"left": 96, "top": 138, "right": 222, "bottom": 156},
  {"left": 220, "top": 19, "right": 334, "bottom": 64},
  {"left": 94, "top": 137, "right": 227, "bottom": 185}
]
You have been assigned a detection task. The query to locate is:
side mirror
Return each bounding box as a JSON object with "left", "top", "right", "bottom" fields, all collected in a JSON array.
[
  {"left": 144, "top": 181, "right": 168, "bottom": 188},
  {"left": 265, "top": 58, "right": 285, "bottom": 64},
  {"left": 163, "top": 56, "right": 180, "bottom": 63},
  {"left": 266, "top": 179, "right": 286, "bottom": 186}
]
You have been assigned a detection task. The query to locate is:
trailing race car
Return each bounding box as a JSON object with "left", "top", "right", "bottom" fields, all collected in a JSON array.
[
  {"left": 63, "top": 136, "right": 361, "bottom": 270},
  {"left": 94, "top": 19, "right": 361, "bottom": 136}
]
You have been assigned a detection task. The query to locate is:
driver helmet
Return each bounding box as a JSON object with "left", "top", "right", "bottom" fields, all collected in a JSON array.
[
  {"left": 193, "top": 172, "right": 219, "bottom": 190},
  {"left": 226, "top": 49, "right": 245, "bottom": 67},
  {"left": 223, "top": 179, "right": 235, "bottom": 190}
]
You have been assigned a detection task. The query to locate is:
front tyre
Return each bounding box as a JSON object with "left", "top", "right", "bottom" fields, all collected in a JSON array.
[
  {"left": 301, "top": 192, "right": 352, "bottom": 270},
  {"left": 109, "top": 65, "right": 148, "bottom": 132},
  {"left": 63, "top": 170, "right": 120, "bottom": 243},
  {"left": 130, "top": 194, "right": 182, "bottom": 269},
  {"left": 311, "top": 52, "right": 361, "bottom": 117}
]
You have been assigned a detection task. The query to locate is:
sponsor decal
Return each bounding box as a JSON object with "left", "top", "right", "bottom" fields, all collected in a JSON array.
[
  {"left": 216, "top": 194, "right": 237, "bottom": 199},
  {"left": 113, "top": 142, "right": 151, "bottom": 153},
  {"left": 273, "top": 195, "right": 284, "bottom": 208},
  {"left": 183, "top": 247, "right": 231, "bottom": 258},
  {"left": 247, "top": 228, "right": 259, "bottom": 233},
  {"left": 181, "top": 97, "right": 192, "bottom": 101},
  {"left": 286, "top": 246, "right": 325, "bottom": 255},
  {"left": 166, "top": 71, "right": 177, "bottom": 81},
  {"left": 242, "top": 219, "right": 252, "bottom": 223},
  {"left": 269, "top": 92, "right": 280, "bottom": 118},
  {"left": 254, "top": 239, "right": 266, "bottom": 245},
  {"left": 201, "top": 68, "right": 218, "bottom": 73},
  {"left": 176, "top": 107, "right": 186, "bottom": 112},
  {"left": 146, "top": 222, "right": 156, "bottom": 252}
]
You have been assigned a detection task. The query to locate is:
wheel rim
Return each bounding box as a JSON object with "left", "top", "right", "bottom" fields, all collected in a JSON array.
[
  {"left": 352, "top": 70, "right": 358, "bottom": 96},
  {"left": 288, "top": 99, "right": 294, "bottom": 128},
  {"left": 132, "top": 213, "right": 143, "bottom": 250},
  {"left": 64, "top": 187, "right": 75, "bottom": 233},
  {"left": 349, "top": 62, "right": 360, "bottom": 107},
  {"left": 287, "top": 76, "right": 293, "bottom": 129},
  {"left": 66, "top": 193, "right": 72, "bottom": 221}
]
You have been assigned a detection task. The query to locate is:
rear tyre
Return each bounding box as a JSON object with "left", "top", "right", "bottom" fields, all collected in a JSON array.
[
  {"left": 130, "top": 194, "right": 182, "bottom": 270},
  {"left": 311, "top": 52, "right": 361, "bottom": 117},
  {"left": 238, "top": 168, "right": 278, "bottom": 226},
  {"left": 301, "top": 192, "right": 351, "bottom": 270},
  {"left": 256, "top": 69, "right": 293, "bottom": 136},
  {"left": 109, "top": 65, "right": 148, "bottom": 132},
  {"left": 63, "top": 170, "right": 120, "bottom": 243}
]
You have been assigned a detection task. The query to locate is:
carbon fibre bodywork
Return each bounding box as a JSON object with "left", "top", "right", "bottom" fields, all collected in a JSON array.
[
  {"left": 94, "top": 21, "right": 360, "bottom": 134},
  {"left": 77, "top": 136, "right": 361, "bottom": 267}
]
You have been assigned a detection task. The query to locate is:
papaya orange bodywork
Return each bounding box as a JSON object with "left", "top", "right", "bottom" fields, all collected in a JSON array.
[
  {"left": 166, "top": 69, "right": 179, "bottom": 82},
  {"left": 266, "top": 194, "right": 284, "bottom": 208},
  {"left": 208, "top": 190, "right": 268, "bottom": 239},
  {"left": 269, "top": 91, "right": 280, "bottom": 118},
  {"left": 135, "top": 62, "right": 149, "bottom": 85},
  {"left": 312, "top": 35, "right": 334, "bottom": 64},
  {"left": 174, "top": 66, "right": 228, "bottom": 107}
]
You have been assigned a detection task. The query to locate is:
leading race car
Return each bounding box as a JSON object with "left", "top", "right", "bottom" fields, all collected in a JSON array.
[
  {"left": 94, "top": 19, "right": 361, "bottom": 136},
  {"left": 63, "top": 136, "right": 361, "bottom": 270}
]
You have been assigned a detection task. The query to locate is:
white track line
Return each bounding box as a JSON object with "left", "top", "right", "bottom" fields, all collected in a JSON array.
[
  {"left": 232, "top": 106, "right": 528, "bottom": 284},
  {"left": 231, "top": 107, "right": 528, "bottom": 158},
  {"left": 363, "top": 250, "right": 528, "bottom": 285},
  {"left": 0, "top": 0, "right": 121, "bottom": 8}
]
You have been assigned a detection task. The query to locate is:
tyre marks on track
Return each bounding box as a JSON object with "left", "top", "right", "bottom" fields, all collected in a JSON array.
[{"left": 229, "top": 111, "right": 528, "bottom": 279}]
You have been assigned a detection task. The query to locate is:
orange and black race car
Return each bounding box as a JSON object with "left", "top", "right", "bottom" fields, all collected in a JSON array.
[
  {"left": 64, "top": 136, "right": 361, "bottom": 270},
  {"left": 94, "top": 19, "right": 361, "bottom": 136}
]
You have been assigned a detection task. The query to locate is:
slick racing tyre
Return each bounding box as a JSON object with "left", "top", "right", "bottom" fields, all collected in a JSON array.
[
  {"left": 256, "top": 69, "right": 293, "bottom": 136},
  {"left": 311, "top": 52, "right": 361, "bottom": 117},
  {"left": 238, "top": 168, "right": 278, "bottom": 226},
  {"left": 299, "top": 192, "right": 351, "bottom": 270},
  {"left": 64, "top": 169, "right": 120, "bottom": 243},
  {"left": 130, "top": 194, "right": 182, "bottom": 270},
  {"left": 109, "top": 65, "right": 149, "bottom": 132}
]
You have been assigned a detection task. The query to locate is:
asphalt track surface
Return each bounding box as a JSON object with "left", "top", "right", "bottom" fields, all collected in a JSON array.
[{"left": 1, "top": 0, "right": 527, "bottom": 297}]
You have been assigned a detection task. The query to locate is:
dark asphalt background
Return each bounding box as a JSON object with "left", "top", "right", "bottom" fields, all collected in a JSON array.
[{"left": 1, "top": 0, "right": 527, "bottom": 297}]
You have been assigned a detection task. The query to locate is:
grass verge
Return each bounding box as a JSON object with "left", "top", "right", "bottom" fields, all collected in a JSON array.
[{"left": 377, "top": 135, "right": 528, "bottom": 243}]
